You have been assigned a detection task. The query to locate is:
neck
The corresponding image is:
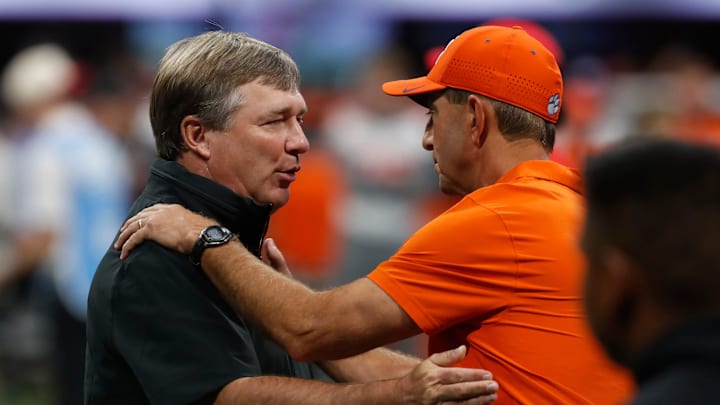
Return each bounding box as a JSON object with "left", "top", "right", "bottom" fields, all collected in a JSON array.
[
  {"left": 476, "top": 134, "right": 549, "bottom": 188},
  {"left": 177, "top": 153, "right": 210, "bottom": 178}
]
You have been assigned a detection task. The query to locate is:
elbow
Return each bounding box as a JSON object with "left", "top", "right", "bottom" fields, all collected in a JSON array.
[
  {"left": 282, "top": 327, "right": 328, "bottom": 362},
  {"left": 285, "top": 342, "right": 321, "bottom": 363},
  {"left": 280, "top": 316, "right": 338, "bottom": 362}
]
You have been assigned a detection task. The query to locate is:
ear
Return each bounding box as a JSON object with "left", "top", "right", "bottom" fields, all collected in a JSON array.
[
  {"left": 180, "top": 115, "right": 211, "bottom": 160},
  {"left": 467, "top": 94, "right": 488, "bottom": 148}
]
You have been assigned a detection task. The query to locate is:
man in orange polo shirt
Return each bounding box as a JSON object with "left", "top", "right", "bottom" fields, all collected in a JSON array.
[{"left": 117, "top": 25, "right": 631, "bottom": 404}]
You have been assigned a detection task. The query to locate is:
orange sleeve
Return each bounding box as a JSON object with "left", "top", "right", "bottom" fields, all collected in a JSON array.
[{"left": 368, "top": 200, "right": 517, "bottom": 334}]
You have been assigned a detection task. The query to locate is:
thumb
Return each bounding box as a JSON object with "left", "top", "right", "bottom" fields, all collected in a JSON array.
[
  {"left": 263, "top": 238, "right": 291, "bottom": 277},
  {"left": 429, "top": 345, "right": 466, "bottom": 367}
]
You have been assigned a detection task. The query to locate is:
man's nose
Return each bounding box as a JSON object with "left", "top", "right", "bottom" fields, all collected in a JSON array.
[
  {"left": 287, "top": 124, "right": 310, "bottom": 154},
  {"left": 422, "top": 128, "right": 434, "bottom": 151}
]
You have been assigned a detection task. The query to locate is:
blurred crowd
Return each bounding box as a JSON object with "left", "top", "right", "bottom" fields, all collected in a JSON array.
[{"left": 0, "top": 18, "right": 718, "bottom": 405}]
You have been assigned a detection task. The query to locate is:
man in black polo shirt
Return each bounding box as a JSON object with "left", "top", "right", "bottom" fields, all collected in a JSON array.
[{"left": 85, "top": 31, "right": 498, "bottom": 404}]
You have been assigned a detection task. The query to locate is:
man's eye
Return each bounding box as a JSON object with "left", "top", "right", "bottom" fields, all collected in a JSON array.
[{"left": 296, "top": 116, "right": 304, "bottom": 125}]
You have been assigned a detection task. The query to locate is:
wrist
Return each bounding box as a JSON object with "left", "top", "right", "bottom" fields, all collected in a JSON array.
[{"left": 190, "top": 225, "right": 235, "bottom": 266}]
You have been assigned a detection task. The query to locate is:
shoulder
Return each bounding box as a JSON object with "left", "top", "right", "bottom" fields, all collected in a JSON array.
[
  {"left": 91, "top": 242, "right": 183, "bottom": 296},
  {"left": 115, "top": 243, "right": 193, "bottom": 291},
  {"left": 384, "top": 198, "right": 514, "bottom": 270},
  {"left": 406, "top": 196, "right": 508, "bottom": 246}
]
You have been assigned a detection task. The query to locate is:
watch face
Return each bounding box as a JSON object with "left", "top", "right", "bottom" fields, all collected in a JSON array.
[
  {"left": 191, "top": 226, "right": 232, "bottom": 265},
  {"left": 206, "top": 227, "right": 226, "bottom": 240}
]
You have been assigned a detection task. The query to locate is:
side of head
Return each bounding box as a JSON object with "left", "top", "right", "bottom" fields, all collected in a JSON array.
[
  {"left": 383, "top": 25, "right": 562, "bottom": 153},
  {"left": 443, "top": 88, "right": 556, "bottom": 152},
  {"left": 582, "top": 137, "right": 720, "bottom": 364},
  {"left": 150, "top": 31, "right": 301, "bottom": 160}
]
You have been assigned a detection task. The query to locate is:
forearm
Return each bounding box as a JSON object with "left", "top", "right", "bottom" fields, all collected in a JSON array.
[
  {"left": 202, "top": 241, "right": 390, "bottom": 360},
  {"left": 217, "top": 375, "right": 407, "bottom": 405},
  {"left": 117, "top": 205, "right": 420, "bottom": 361},
  {"left": 320, "top": 347, "right": 420, "bottom": 383}
]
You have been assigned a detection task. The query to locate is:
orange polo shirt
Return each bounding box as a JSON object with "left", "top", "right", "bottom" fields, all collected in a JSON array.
[{"left": 368, "top": 160, "right": 632, "bottom": 405}]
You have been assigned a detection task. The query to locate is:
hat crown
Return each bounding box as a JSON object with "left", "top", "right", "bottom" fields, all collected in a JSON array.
[{"left": 429, "top": 25, "right": 563, "bottom": 123}]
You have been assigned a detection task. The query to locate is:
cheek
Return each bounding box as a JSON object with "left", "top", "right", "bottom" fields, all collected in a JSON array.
[
  {"left": 582, "top": 270, "right": 600, "bottom": 328},
  {"left": 582, "top": 260, "right": 613, "bottom": 339},
  {"left": 583, "top": 267, "right": 626, "bottom": 364}
]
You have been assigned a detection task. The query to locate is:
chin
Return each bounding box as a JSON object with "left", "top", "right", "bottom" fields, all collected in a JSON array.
[{"left": 267, "top": 192, "right": 290, "bottom": 212}]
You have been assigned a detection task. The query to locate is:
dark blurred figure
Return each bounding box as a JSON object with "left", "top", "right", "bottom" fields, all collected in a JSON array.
[{"left": 582, "top": 137, "right": 720, "bottom": 404}]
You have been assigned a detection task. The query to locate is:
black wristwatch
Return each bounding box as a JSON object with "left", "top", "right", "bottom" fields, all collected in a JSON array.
[{"left": 190, "top": 225, "right": 234, "bottom": 265}]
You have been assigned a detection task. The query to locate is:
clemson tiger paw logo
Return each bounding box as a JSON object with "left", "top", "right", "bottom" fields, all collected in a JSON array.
[{"left": 546, "top": 94, "right": 560, "bottom": 116}]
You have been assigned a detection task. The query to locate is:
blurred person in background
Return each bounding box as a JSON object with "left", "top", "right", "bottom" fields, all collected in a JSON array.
[
  {"left": 582, "top": 137, "right": 720, "bottom": 404},
  {"left": 0, "top": 110, "right": 13, "bottom": 397},
  {"left": 85, "top": 30, "right": 498, "bottom": 405},
  {"left": 117, "top": 25, "right": 632, "bottom": 404},
  {"left": 0, "top": 43, "right": 133, "bottom": 405},
  {"left": 552, "top": 56, "right": 611, "bottom": 169},
  {"left": 320, "top": 47, "right": 443, "bottom": 354},
  {"left": 659, "top": 48, "right": 720, "bottom": 148},
  {"left": 80, "top": 54, "right": 156, "bottom": 197},
  {"left": 264, "top": 86, "right": 348, "bottom": 288},
  {"left": 320, "top": 46, "right": 437, "bottom": 287}
]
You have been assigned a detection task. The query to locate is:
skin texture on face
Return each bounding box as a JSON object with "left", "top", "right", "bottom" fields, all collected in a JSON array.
[
  {"left": 204, "top": 81, "right": 309, "bottom": 212},
  {"left": 421, "top": 93, "right": 476, "bottom": 196}
]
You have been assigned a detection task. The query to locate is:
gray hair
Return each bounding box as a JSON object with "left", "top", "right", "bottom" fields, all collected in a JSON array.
[
  {"left": 444, "top": 88, "right": 556, "bottom": 152},
  {"left": 150, "top": 31, "right": 301, "bottom": 160}
]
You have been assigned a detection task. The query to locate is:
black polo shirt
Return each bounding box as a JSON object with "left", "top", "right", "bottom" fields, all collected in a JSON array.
[{"left": 85, "top": 159, "right": 328, "bottom": 405}]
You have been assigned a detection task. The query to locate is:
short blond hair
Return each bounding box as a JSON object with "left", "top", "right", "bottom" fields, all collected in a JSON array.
[{"left": 150, "top": 31, "right": 301, "bottom": 160}]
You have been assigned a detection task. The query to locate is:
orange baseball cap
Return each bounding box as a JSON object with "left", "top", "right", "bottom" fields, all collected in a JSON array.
[{"left": 382, "top": 25, "right": 563, "bottom": 123}]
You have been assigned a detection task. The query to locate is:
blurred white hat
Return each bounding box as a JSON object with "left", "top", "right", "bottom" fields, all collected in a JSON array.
[{"left": 1, "top": 43, "right": 76, "bottom": 109}]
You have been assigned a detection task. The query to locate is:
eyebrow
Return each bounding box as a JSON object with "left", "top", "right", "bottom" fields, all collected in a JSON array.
[{"left": 261, "top": 105, "right": 307, "bottom": 120}]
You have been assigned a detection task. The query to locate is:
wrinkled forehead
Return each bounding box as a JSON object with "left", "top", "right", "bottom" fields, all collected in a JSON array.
[{"left": 235, "top": 81, "right": 306, "bottom": 114}]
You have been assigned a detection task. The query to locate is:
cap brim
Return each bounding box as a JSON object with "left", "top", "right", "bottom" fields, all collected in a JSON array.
[{"left": 382, "top": 76, "right": 447, "bottom": 98}]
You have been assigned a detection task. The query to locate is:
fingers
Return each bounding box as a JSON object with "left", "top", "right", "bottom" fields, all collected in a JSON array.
[
  {"left": 120, "top": 227, "right": 145, "bottom": 260},
  {"left": 115, "top": 215, "right": 144, "bottom": 254},
  {"left": 260, "top": 241, "right": 272, "bottom": 266},
  {"left": 429, "top": 345, "right": 466, "bottom": 367},
  {"left": 114, "top": 204, "right": 182, "bottom": 259},
  {"left": 113, "top": 203, "right": 220, "bottom": 260},
  {"left": 437, "top": 380, "right": 499, "bottom": 404},
  {"left": 262, "top": 238, "right": 292, "bottom": 277}
]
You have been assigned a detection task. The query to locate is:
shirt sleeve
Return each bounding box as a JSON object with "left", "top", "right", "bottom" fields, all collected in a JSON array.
[
  {"left": 112, "top": 247, "right": 263, "bottom": 405},
  {"left": 367, "top": 201, "right": 518, "bottom": 335}
]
